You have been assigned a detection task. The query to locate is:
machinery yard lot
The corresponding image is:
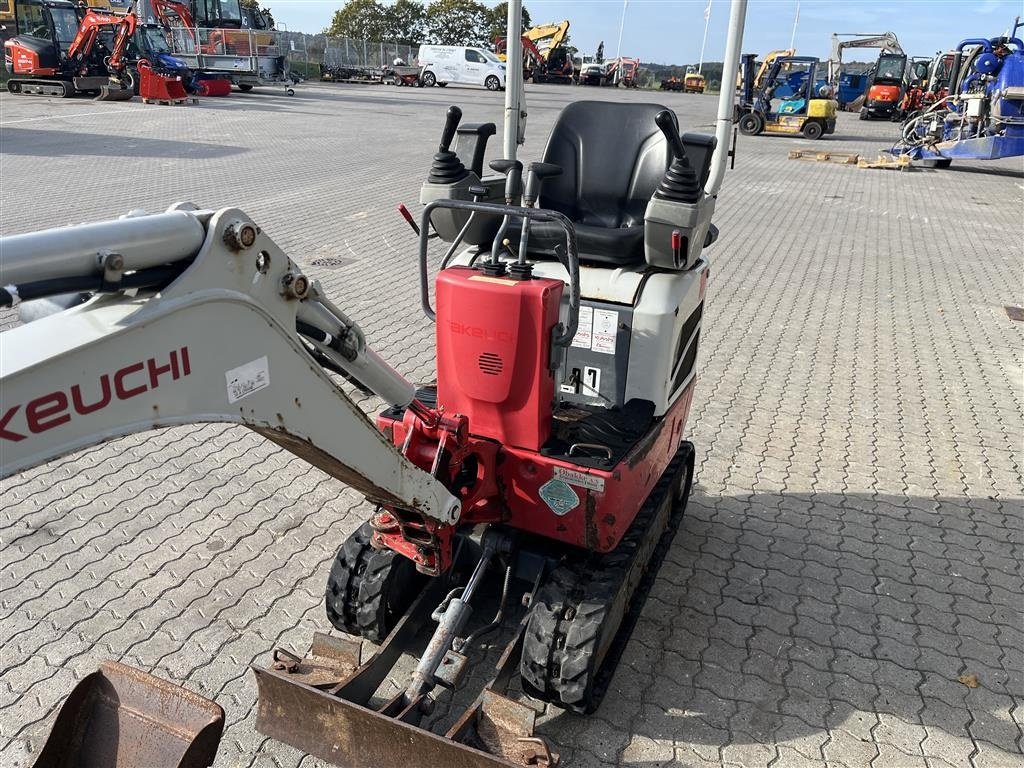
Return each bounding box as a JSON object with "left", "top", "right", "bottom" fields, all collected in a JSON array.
[{"left": 1, "top": 82, "right": 1022, "bottom": 767}]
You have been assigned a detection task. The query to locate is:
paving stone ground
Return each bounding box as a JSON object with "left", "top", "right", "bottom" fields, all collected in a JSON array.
[{"left": 0, "top": 82, "right": 1021, "bottom": 768}]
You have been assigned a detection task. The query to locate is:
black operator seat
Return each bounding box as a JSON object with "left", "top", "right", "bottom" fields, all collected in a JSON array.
[{"left": 524, "top": 101, "right": 678, "bottom": 267}]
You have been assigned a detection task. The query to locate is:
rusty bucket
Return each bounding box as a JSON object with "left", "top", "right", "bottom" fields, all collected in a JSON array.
[{"left": 33, "top": 660, "right": 224, "bottom": 768}]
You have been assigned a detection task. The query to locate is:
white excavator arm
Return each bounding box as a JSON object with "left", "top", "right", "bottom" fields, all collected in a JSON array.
[
  {"left": 828, "top": 32, "right": 903, "bottom": 83},
  {"left": 0, "top": 204, "right": 461, "bottom": 526}
]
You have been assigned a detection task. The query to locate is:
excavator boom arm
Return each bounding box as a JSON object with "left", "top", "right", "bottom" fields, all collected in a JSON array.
[
  {"left": 0, "top": 205, "right": 461, "bottom": 526},
  {"left": 523, "top": 20, "right": 570, "bottom": 60}
]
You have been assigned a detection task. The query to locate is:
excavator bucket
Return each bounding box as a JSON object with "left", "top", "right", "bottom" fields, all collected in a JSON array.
[
  {"left": 33, "top": 660, "right": 224, "bottom": 768},
  {"left": 95, "top": 84, "right": 133, "bottom": 101}
]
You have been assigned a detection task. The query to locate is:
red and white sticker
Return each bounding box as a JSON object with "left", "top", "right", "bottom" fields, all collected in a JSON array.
[
  {"left": 591, "top": 309, "right": 618, "bottom": 355},
  {"left": 571, "top": 305, "right": 593, "bottom": 349}
]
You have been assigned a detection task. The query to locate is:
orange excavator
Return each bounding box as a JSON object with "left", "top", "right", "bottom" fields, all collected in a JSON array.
[{"left": 4, "top": 0, "right": 136, "bottom": 97}]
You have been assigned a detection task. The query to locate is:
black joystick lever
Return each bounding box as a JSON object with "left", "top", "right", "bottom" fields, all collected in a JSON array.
[
  {"left": 655, "top": 109, "right": 688, "bottom": 160},
  {"left": 428, "top": 106, "right": 469, "bottom": 184},
  {"left": 439, "top": 105, "right": 462, "bottom": 152},
  {"left": 523, "top": 162, "right": 561, "bottom": 208},
  {"left": 489, "top": 158, "right": 523, "bottom": 204},
  {"left": 653, "top": 109, "right": 700, "bottom": 204}
]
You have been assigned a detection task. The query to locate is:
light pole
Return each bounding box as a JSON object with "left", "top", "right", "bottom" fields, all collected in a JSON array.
[
  {"left": 698, "top": 0, "right": 712, "bottom": 73},
  {"left": 789, "top": 0, "right": 800, "bottom": 51},
  {"left": 614, "top": 0, "right": 629, "bottom": 85}
]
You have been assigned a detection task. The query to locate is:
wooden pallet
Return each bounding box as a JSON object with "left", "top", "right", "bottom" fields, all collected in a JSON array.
[
  {"left": 142, "top": 96, "right": 199, "bottom": 105},
  {"left": 857, "top": 153, "right": 913, "bottom": 170},
  {"left": 788, "top": 149, "right": 860, "bottom": 164}
]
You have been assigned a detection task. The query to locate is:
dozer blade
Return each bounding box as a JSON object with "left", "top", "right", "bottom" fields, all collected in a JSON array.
[
  {"left": 254, "top": 669, "right": 552, "bottom": 768},
  {"left": 33, "top": 660, "right": 224, "bottom": 768},
  {"left": 95, "top": 85, "right": 133, "bottom": 101},
  {"left": 254, "top": 582, "right": 558, "bottom": 768}
]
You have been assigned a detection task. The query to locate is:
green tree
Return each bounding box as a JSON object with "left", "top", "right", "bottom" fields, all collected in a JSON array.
[
  {"left": 425, "top": 0, "right": 488, "bottom": 46},
  {"left": 324, "top": 0, "right": 387, "bottom": 40},
  {"left": 382, "top": 0, "right": 427, "bottom": 45},
  {"left": 486, "top": 2, "right": 531, "bottom": 40}
]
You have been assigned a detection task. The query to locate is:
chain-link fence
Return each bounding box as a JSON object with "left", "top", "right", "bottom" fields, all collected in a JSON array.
[
  {"left": 323, "top": 37, "right": 419, "bottom": 69},
  {"left": 264, "top": 30, "right": 668, "bottom": 89}
]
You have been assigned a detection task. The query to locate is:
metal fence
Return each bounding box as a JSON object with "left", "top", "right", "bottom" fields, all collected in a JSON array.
[{"left": 322, "top": 37, "right": 419, "bottom": 69}]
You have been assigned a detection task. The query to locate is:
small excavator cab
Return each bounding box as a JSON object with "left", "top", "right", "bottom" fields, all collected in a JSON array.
[
  {"left": 4, "top": 0, "right": 134, "bottom": 98},
  {"left": 5, "top": 0, "right": 74, "bottom": 69},
  {"left": 861, "top": 52, "right": 909, "bottom": 119}
]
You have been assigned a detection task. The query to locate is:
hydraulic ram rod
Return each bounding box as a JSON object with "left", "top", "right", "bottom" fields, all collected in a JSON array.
[{"left": 0, "top": 209, "right": 206, "bottom": 285}]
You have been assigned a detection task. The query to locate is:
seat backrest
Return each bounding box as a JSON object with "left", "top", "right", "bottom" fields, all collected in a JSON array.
[{"left": 540, "top": 101, "right": 674, "bottom": 229}]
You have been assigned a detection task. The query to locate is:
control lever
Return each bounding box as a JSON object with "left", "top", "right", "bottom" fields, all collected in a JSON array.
[
  {"left": 486, "top": 159, "right": 524, "bottom": 271},
  {"left": 456, "top": 122, "right": 497, "bottom": 178},
  {"left": 654, "top": 109, "right": 688, "bottom": 160},
  {"left": 439, "top": 105, "right": 462, "bottom": 153},
  {"left": 428, "top": 106, "right": 469, "bottom": 184},
  {"left": 652, "top": 110, "right": 700, "bottom": 204},
  {"left": 514, "top": 162, "right": 563, "bottom": 273},
  {"left": 488, "top": 159, "right": 523, "bottom": 203},
  {"left": 522, "top": 162, "right": 561, "bottom": 208}
]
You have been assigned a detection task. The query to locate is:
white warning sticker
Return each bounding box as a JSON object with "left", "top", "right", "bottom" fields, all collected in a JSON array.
[
  {"left": 554, "top": 466, "right": 606, "bottom": 493},
  {"left": 226, "top": 356, "right": 270, "bottom": 404},
  {"left": 571, "top": 305, "right": 594, "bottom": 349},
  {"left": 591, "top": 308, "right": 618, "bottom": 355}
]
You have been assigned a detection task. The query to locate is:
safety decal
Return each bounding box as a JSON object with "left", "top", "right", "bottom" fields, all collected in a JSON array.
[
  {"left": 571, "top": 305, "right": 593, "bottom": 349},
  {"left": 591, "top": 308, "right": 618, "bottom": 354},
  {"left": 226, "top": 356, "right": 270, "bottom": 404},
  {"left": 538, "top": 478, "right": 580, "bottom": 516}
]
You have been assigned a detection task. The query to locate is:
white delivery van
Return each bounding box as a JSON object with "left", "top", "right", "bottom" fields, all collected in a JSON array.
[{"left": 418, "top": 45, "right": 506, "bottom": 90}]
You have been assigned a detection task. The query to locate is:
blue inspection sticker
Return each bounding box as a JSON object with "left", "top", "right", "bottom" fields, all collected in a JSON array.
[{"left": 539, "top": 478, "right": 580, "bottom": 516}]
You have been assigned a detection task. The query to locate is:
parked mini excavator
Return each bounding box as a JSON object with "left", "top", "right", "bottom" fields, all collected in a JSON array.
[
  {"left": 3, "top": 0, "right": 135, "bottom": 97},
  {"left": 0, "top": 2, "right": 749, "bottom": 766},
  {"left": 859, "top": 51, "right": 909, "bottom": 120},
  {"left": 827, "top": 31, "right": 903, "bottom": 110},
  {"left": 521, "top": 19, "right": 574, "bottom": 84}
]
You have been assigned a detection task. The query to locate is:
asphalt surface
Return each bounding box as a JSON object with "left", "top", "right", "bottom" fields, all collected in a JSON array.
[{"left": 0, "top": 81, "right": 1022, "bottom": 768}]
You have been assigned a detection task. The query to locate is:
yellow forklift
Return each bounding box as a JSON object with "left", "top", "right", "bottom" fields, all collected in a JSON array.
[{"left": 735, "top": 54, "right": 837, "bottom": 139}]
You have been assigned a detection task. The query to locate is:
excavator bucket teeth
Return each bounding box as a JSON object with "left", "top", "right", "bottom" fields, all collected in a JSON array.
[
  {"left": 95, "top": 85, "right": 133, "bottom": 101},
  {"left": 33, "top": 660, "right": 224, "bottom": 768},
  {"left": 253, "top": 666, "right": 550, "bottom": 768}
]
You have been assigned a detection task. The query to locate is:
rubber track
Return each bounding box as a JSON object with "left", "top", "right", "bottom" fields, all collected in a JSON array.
[
  {"left": 325, "top": 522, "right": 393, "bottom": 642},
  {"left": 522, "top": 444, "right": 693, "bottom": 713}
]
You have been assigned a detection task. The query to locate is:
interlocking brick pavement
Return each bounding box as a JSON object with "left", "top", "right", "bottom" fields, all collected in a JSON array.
[{"left": 0, "top": 82, "right": 1021, "bottom": 768}]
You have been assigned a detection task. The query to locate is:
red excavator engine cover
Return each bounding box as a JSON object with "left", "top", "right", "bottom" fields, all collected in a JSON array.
[
  {"left": 436, "top": 266, "right": 563, "bottom": 452},
  {"left": 868, "top": 83, "right": 901, "bottom": 103}
]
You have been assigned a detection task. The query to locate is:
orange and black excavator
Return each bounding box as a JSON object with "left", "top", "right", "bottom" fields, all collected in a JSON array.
[{"left": 4, "top": 0, "right": 135, "bottom": 98}]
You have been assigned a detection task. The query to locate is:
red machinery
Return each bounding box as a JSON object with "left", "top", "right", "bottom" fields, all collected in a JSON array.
[
  {"left": 4, "top": 0, "right": 135, "bottom": 98},
  {"left": 0, "top": 1, "right": 748, "bottom": 762},
  {"left": 136, "top": 57, "right": 188, "bottom": 101},
  {"left": 860, "top": 52, "right": 909, "bottom": 119},
  {"left": 898, "top": 52, "right": 954, "bottom": 118}
]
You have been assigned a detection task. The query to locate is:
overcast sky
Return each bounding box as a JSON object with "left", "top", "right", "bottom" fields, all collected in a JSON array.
[{"left": 272, "top": 0, "right": 1022, "bottom": 63}]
